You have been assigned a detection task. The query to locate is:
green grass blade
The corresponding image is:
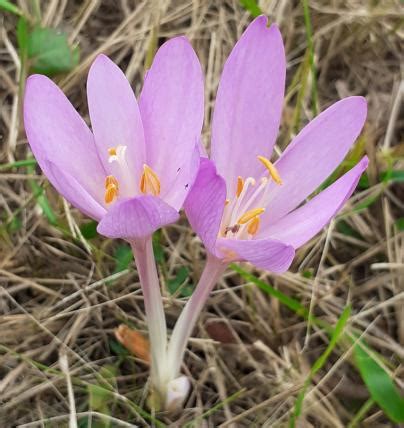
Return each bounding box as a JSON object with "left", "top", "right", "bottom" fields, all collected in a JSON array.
[
  {"left": 0, "top": 158, "right": 37, "bottom": 171},
  {"left": 301, "top": 0, "right": 318, "bottom": 115},
  {"left": 290, "top": 306, "right": 351, "bottom": 427},
  {"left": 347, "top": 398, "right": 374, "bottom": 428},
  {"left": 239, "top": 0, "right": 262, "bottom": 17},
  {"left": 27, "top": 165, "right": 58, "bottom": 225},
  {"left": 230, "top": 264, "right": 326, "bottom": 328},
  {"left": 231, "top": 264, "right": 403, "bottom": 424},
  {"left": 353, "top": 342, "right": 404, "bottom": 423},
  {"left": 0, "top": 0, "right": 23, "bottom": 15}
]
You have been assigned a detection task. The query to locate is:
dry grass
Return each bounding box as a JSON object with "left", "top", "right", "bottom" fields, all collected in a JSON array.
[{"left": 1, "top": 0, "right": 403, "bottom": 426}]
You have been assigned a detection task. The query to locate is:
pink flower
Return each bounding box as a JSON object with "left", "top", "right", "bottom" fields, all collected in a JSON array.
[
  {"left": 24, "top": 38, "right": 205, "bottom": 406},
  {"left": 185, "top": 16, "right": 368, "bottom": 273},
  {"left": 24, "top": 37, "right": 204, "bottom": 239}
]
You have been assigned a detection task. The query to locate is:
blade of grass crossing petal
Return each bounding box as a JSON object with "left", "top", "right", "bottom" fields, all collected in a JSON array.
[
  {"left": 353, "top": 341, "right": 404, "bottom": 423},
  {"left": 289, "top": 306, "right": 351, "bottom": 428}
]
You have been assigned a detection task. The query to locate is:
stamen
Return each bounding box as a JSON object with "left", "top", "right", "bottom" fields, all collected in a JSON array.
[
  {"left": 237, "top": 207, "right": 265, "bottom": 225},
  {"left": 225, "top": 199, "right": 230, "bottom": 206},
  {"left": 140, "top": 173, "right": 146, "bottom": 194},
  {"left": 247, "top": 216, "right": 260, "bottom": 235},
  {"left": 105, "top": 175, "right": 119, "bottom": 189},
  {"left": 108, "top": 147, "right": 117, "bottom": 157},
  {"left": 104, "top": 175, "right": 119, "bottom": 204},
  {"left": 108, "top": 145, "right": 127, "bottom": 163},
  {"left": 257, "top": 155, "right": 283, "bottom": 185},
  {"left": 229, "top": 177, "right": 256, "bottom": 227},
  {"left": 140, "top": 164, "right": 161, "bottom": 196},
  {"left": 236, "top": 176, "right": 244, "bottom": 198}
]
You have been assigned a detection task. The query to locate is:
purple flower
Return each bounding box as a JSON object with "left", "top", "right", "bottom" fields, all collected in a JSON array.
[
  {"left": 24, "top": 37, "right": 204, "bottom": 239},
  {"left": 185, "top": 16, "right": 368, "bottom": 273}
]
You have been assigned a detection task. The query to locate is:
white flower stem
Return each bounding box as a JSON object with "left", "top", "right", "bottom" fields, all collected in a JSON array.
[
  {"left": 130, "top": 237, "right": 168, "bottom": 393},
  {"left": 167, "top": 254, "right": 227, "bottom": 380}
]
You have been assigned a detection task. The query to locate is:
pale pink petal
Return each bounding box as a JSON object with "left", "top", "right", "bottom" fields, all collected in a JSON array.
[
  {"left": 211, "top": 17, "right": 286, "bottom": 196},
  {"left": 261, "top": 96, "right": 367, "bottom": 227},
  {"left": 87, "top": 54, "right": 146, "bottom": 191},
  {"left": 163, "top": 145, "right": 200, "bottom": 211},
  {"left": 24, "top": 74, "right": 105, "bottom": 204},
  {"left": 184, "top": 159, "right": 227, "bottom": 254},
  {"left": 45, "top": 160, "right": 107, "bottom": 221},
  {"left": 263, "top": 157, "right": 368, "bottom": 248},
  {"left": 97, "top": 196, "right": 179, "bottom": 239},
  {"left": 215, "top": 237, "right": 295, "bottom": 273},
  {"left": 139, "top": 37, "right": 204, "bottom": 197}
]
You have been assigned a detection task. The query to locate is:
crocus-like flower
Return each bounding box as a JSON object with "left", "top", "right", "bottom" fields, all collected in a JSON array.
[
  {"left": 24, "top": 38, "right": 203, "bottom": 240},
  {"left": 166, "top": 16, "right": 368, "bottom": 382},
  {"left": 24, "top": 38, "right": 204, "bottom": 408}
]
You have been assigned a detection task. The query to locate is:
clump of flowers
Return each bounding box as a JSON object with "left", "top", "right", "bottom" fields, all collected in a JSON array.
[{"left": 24, "top": 16, "right": 367, "bottom": 411}]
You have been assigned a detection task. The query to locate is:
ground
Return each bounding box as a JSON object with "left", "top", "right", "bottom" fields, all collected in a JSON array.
[{"left": 0, "top": 0, "right": 403, "bottom": 427}]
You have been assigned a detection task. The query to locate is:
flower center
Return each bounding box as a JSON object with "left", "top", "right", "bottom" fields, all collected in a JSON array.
[
  {"left": 104, "top": 145, "right": 161, "bottom": 204},
  {"left": 219, "top": 156, "right": 282, "bottom": 239}
]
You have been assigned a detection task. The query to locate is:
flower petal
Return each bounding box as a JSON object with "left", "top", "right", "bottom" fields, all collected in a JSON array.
[
  {"left": 139, "top": 37, "right": 204, "bottom": 196},
  {"left": 263, "top": 157, "right": 369, "bottom": 248},
  {"left": 45, "top": 160, "right": 107, "bottom": 221},
  {"left": 97, "top": 196, "right": 179, "bottom": 239},
  {"left": 24, "top": 74, "right": 105, "bottom": 204},
  {"left": 211, "top": 17, "right": 286, "bottom": 196},
  {"left": 261, "top": 96, "right": 367, "bottom": 227},
  {"left": 163, "top": 145, "right": 200, "bottom": 211},
  {"left": 184, "top": 158, "right": 226, "bottom": 254},
  {"left": 87, "top": 54, "right": 146, "bottom": 192},
  {"left": 215, "top": 237, "right": 295, "bottom": 273}
]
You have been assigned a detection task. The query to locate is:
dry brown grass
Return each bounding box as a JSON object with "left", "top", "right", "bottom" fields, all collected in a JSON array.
[{"left": 0, "top": 0, "right": 403, "bottom": 426}]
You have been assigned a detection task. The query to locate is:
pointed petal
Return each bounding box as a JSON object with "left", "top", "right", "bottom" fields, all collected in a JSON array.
[
  {"left": 139, "top": 37, "right": 204, "bottom": 196},
  {"left": 97, "top": 196, "right": 179, "bottom": 239},
  {"left": 184, "top": 159, "right": 226, "bottom": 254},
  {"left": 211, "top": 17, "right": 286, "bottom": 196},
  {"left": 24, "top": 74, "right": 105, "bottom": 204},
  {"left": 87, "top": 54, "right": 146, "bottom": 191},
  {"left": 215, "top": 237, "right": 295, "bottom": 273},
  {"left": 262, "top": 96, "right": 367, "bottom": 227},
  {"left": 45, "top": 160, "right": 107, "bottom": 221},
  {"left": 163, "top": 145, "right": 200, "bottom": 211},
  {"left": 264, "top": 157, "right": 368, "bottom": 248}
]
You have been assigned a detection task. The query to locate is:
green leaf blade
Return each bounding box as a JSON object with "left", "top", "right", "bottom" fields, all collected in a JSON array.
[
  {"left": 353, "top": 342, "right": 404, "bottom": 423},
  {"left": 27, "top": 26, "right": 79, "bottom": 76}
]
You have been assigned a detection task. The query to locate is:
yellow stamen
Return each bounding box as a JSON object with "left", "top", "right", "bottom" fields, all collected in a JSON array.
[
  {"left": 140, "top": 173, "right": 146, "bottom": 193},
  {"left": 236, "top": 176, "right": 244, "bottom": 197},
  {"left": 105, "top": 175, "right": 119, "bottom": 188},
  {"left": 104, "top": 175, "right": 119, "bottom": 204},
  {"left": 140, "top": 164, "right": 161, "bottom": 196},
  {"left": 104, "top": 185, "right": 118, "bottom": 204},
  {"left": 108, "top": 147, "right": 117, "bottom": 157},
  {"left": 225, "top": 198, "right": 230, "bottom": 206},
  {"left": 257, "top": 155, "right": 283, "bottom": 185},
  {"left": 237, "top": 207, "right": 265, "bottom": 225},
  {"left": 247, "top": 216, "right": 260, "bottom": 235}
]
